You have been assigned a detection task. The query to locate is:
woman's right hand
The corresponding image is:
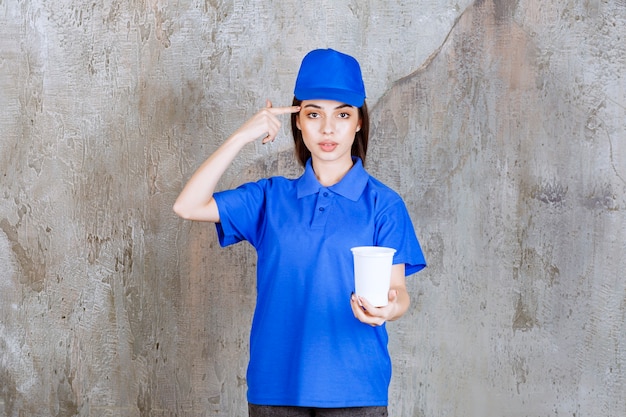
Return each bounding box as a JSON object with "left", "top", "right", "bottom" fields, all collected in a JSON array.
[{"left": 234, "top": 100, "right": 301, "bottom": 145}]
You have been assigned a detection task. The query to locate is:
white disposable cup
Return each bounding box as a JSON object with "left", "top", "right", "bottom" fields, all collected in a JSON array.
[{"left": 351, "top": 246, "right": 397, "bottom": 307}]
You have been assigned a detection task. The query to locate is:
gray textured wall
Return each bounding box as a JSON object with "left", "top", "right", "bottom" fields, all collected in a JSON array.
[{"left": 1, "top": 0, "right": 625, "bottom": 416}]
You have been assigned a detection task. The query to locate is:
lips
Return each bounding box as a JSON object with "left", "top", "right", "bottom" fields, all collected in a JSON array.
[{"left": 319, "top": 141, "right": 338, "bottom": 152}]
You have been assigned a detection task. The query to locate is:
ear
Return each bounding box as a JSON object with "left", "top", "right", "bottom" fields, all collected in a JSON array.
[
  {"left": 296, "top": 114, "right": 301, "bottom": 130},
  {"left": 356, "top": 119, "right": 362, "bottom": 132}
]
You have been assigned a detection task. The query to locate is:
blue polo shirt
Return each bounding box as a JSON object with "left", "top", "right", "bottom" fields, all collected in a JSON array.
[{"left": 213, "top": 158, "right": 426, "bottom": 407}]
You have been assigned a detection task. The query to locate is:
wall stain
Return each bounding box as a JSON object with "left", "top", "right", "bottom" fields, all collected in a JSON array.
[
  {"left": 493, "top": 0, "right": 520, "bottom": 24},
  {"left": 531, "top": 180, "right": 568, "bottom": 207},
  {"left": 114, "top": 226, "right": 134, "bottom": 275},
  {"left": 582, "top": 182, "right": 619, "bottom": 211},
  {"left": 87, "top": 233, "right": 111, "bottom": 265},
  {"left": 0, "top": 361, "right": 18, "bottom": 417},
  {"left": 515, "top": 245, "right": 561, "bottom": 287},
  {"left": 512, "top": 294, "right": 538, "bottom": 331},
  {"left": 0, "top": 219, "right": 46, "bottom": 293},
  {"left": 511, "top": 355, "right": 528, "bottom": 394}
]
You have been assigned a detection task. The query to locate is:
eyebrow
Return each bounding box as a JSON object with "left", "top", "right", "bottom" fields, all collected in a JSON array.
[{"left": 302, "top": 103, "right": 354, "bottom": 110}]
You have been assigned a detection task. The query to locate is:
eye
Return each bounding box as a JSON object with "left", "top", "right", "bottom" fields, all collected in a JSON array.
[
  {"left": 338, "top": 112, "right": 350, "bottom": 119},
  {"left": 306, "top": 112, "right": 320, "bottom": 119}
]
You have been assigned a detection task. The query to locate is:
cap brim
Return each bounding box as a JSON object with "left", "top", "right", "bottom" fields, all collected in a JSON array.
[{"left": 295, "top": 87, "right": 365, "bottom": 108}]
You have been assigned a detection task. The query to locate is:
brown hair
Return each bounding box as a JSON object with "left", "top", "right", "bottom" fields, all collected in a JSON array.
[{"left": 290, "top": 97, "right": 369, "bottom": 167}]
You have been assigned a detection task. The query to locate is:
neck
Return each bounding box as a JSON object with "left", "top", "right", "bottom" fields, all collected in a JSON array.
[{"left": 311, "top": 157, "right": 354, "bottom": 187}]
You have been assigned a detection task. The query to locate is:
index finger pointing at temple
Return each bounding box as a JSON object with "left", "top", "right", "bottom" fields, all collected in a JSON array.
[{"left": 269, "top": 105, "right": 301, "bottom": 115}]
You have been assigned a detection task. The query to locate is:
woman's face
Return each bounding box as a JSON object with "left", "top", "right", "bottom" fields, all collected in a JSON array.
[{"left": 296, "top": 99, "right": 362, "bottom": 166}]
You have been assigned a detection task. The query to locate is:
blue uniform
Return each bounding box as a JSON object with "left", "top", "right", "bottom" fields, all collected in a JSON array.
[{"left": 214, "top": 158, "right": 426, "bottom": 407}]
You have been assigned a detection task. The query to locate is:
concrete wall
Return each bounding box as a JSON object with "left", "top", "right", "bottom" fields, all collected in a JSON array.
[{"left": 1, "top": 0, "right": 624, "bottom": 416}]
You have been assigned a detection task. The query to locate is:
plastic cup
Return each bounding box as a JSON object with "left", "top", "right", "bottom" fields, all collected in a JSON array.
[{"left": 351, "top": 246, "right": 397, "bottom": 307}]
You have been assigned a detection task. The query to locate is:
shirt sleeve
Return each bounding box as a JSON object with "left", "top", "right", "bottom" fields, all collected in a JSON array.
[
  {"left": 213, "top": 180, "right": 267, "bottom": 248},
  {"left": 375, "top": 198, "right": 427, "bottom": 276}
]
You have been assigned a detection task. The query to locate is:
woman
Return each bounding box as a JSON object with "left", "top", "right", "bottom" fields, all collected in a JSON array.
[{"left": 174, "top": 48, "right": 426, "bottom": 417}]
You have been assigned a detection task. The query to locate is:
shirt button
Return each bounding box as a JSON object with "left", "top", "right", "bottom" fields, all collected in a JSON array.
[
  {"left": 319, "top": 207, "right": 325, "bottom": 212},
  {"left": 323, "top": 192, "right": 329, "bottom": 197}
]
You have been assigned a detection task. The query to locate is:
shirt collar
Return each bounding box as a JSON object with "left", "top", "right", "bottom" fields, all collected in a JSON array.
[{"left": 296, "top": 157, "right": 369, "bottom": 201}]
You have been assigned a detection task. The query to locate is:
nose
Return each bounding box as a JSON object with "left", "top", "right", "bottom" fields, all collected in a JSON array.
[{"left": 322, "top": 117, "right": 334, "bottom": 135}]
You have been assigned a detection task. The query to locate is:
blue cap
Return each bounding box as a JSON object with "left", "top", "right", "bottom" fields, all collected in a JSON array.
[{"left": 294, "top": 49, "right": 366, "bottom": 107}]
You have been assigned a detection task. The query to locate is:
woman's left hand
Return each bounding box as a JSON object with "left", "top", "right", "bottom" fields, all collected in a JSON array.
[
  {"left": 350, "top": 290, "right": 400, "bottom": 327},
  {"left": 349, "top": 263, "right": 410, "bottom": 326}
]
